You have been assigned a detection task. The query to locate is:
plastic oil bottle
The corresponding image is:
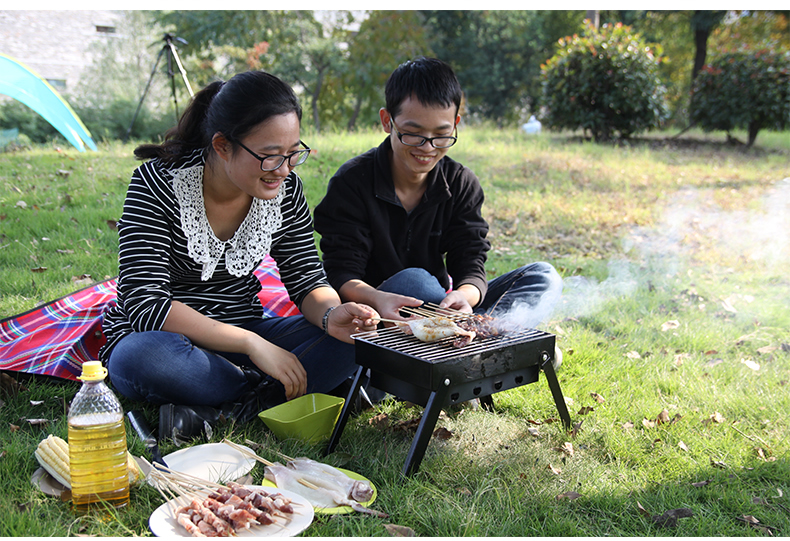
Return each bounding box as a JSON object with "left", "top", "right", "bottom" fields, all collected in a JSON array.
[{"left": 68, "top": 361, "right": 129, "bottom": 512}]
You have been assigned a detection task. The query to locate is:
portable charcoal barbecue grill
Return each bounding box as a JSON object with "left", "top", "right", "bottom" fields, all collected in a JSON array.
[{"left": 325, "top": 322, "right": 572, "bottom": 475}]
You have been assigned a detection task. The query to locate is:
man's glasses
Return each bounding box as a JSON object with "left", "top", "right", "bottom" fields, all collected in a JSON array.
[
  {"left": 236, "top": 140, "right": 311, "bottom": 171},
  {"left": 390, "top": 120, "right": 458, "bottom": 149}
]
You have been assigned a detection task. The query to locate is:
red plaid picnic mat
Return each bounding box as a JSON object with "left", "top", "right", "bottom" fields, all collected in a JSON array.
[{"left": 0, "top": 256, "right": 299, "bottom": 381}]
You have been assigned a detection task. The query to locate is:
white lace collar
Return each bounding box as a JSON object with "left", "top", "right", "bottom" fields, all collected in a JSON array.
[{"left": 171, "top": 164, "right": 284, "bottom": 281}]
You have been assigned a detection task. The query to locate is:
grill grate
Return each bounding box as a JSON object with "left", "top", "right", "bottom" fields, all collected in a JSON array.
[{"left": 352, "top": 326, "right": 551, "bottom": 362}]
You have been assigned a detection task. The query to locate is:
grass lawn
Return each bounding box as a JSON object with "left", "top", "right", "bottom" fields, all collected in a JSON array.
[{"left": 1, "top": 126, "right": 788, "bottom": 537}]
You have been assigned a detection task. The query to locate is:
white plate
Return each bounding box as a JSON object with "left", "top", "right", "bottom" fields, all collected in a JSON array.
[
  {"left": 150, "top": 443, "right": 257, "bottom": 487},
  {"left": 149, "top": 486, "right": 314, "bottom": 537}
]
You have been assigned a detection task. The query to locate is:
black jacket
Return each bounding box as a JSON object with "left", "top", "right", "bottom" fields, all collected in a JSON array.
[{"left": 314, "top": 138, "right": 490, "bottom": 301}]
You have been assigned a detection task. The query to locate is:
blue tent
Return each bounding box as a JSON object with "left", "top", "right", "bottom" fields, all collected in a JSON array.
[{"left": 0, "top": 54, "right": 96, "bottom": 152}]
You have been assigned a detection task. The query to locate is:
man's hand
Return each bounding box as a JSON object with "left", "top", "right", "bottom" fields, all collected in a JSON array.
[
  {"left": 373, "top": 291, "right": 424, "bottom": 322},
  {"left": 439, "top": 290, "right": 474, "bottom": 313}
]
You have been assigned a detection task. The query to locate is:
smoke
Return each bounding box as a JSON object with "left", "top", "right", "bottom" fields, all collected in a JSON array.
[{"left": 497, "top": 177, "right": 790, "bottom": 328}]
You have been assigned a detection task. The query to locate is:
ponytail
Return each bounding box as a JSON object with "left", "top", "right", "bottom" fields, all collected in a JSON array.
[{"left": 134, "top": 81, "right": 224, "bottom": 161}]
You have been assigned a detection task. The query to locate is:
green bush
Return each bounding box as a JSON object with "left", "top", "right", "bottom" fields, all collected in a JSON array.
[
  {"left": 690, "top": 46, "right": 790, "bottom": 147},
  {"left": 540, "top": 22, "right": 669, "bottom": 142}
]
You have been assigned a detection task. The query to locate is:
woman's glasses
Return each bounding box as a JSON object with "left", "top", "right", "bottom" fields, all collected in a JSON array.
[{"left": 237, "top": 140, "right": 311, "bottom": 171}]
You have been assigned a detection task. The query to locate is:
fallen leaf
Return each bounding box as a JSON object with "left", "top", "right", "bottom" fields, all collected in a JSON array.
[
  {"left": 570, "top": 420, "right": 583, "bottom": 438},
  {"left": 636, "top": 501, "right": 651, "bottom": 517},
  {"left": 710, "top": 458, "right": 728, "bottom": 469},
  {"left": 738, "top": 515, "right": 760, "bottom": 525},
  {"left": 547, "top": 463, "right": 562, "bottom": 475},
  {"left": 15, "top": 200, "right": 27, "bottom": 209},
  {"left": 626, "top": 350, "right": 642, "bottom": 359},
  {"left": 31, "top": 267, "right": 48, "bottom": 273},
  {"left": 556, "top": 442, "right": 574, "bottom": 457},
  {"left": 577, "top": 406, "right": 594, "bottom": 415},
  {"left": 674, "top": 353, "right": 689, "bottom": 366},
  {"left": 622, "top": 421, "right": 635, "bottom": 429},
  {"left": 9, "top": 423, "right": 20, "bottom": 432},
  {"left": 106, "top": 220, "right": 118, "bottom": 230},
  {"left": 678, "top": 441, "right": 689, "bottom": 452},
  {"left": 1, "top": 373, "right": 27, "bottom": 396},
  {"left": 369, "top": 412, "right": 389, "bottom": 429},
  {"left": 456, "top": 487, "right": 472, "bottom": 496},
  {"left": 741, "top": 358, "right": 760, "bottom": 371},
  {"left": 526, "top": 419, "right": 543, "bottom": 425},
  {"left": 590, "top": 392, "right": 605, "bottom": 403},
  {"left": 706, "top": 358, "right": 724, "bottom": 367},
  {"left": 392, "top": 418, "right": 422, "bottom": 433},
  {"left": 555, "top": 491, "right": 582, "bottom": 501},
  {"left": 433, "top": 427, "right": 453, "bottom": 440},
  {"left": 691, "top": 480, "right": 711, "bottom": 487},
  {"left": 642, "top": 418, "right": 656, "bottom": 429},
  {"left": 702, "top": 411, "right": 725, "bottom": 426},
  {"left": 651, "top": 508, "right": 694, "bottom": 528},
  {"left": 384, "top": 524, "right": 416, "bottom": 537},
  {"left": 656, "top": 409, "right": 671, "bottom": 424},
  {"left": 24, "top": 418, "right": 51, "bottom": 426},
  {"left": 661, "top": 320, "right": 680, "bottom": 331},
  {"left": 527, "top": 427, "right": 540, "bottom": 437},
  {"left": 757, "top": 345, "right": 777, "bottom": 355}
]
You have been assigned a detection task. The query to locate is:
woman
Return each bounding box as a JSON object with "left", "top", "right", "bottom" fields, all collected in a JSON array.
[{"left": 100, "top": 71, "right": 379, "bottom": 442}]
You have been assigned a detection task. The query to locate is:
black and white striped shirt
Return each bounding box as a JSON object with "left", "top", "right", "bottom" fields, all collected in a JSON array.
[{"left": 100, "top": 148, "right": 327, "bottom": 361}]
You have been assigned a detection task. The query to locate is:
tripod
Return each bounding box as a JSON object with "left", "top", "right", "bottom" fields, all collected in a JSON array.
[{"left": 125, "top": 33, "right": 194, "bottom": 142}]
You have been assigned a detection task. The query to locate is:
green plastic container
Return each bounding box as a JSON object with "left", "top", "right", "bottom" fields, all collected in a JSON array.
[{"left": 258, "top": 393, "right": 345, "bottom": 444}]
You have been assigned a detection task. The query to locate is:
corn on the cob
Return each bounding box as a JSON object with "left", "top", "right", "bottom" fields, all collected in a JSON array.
[
  {"left": 34, "top": 435, "right": 144, "bottom": 489},
  {"left": 35, "top": 434, "right": 71, "bottom": 488}
]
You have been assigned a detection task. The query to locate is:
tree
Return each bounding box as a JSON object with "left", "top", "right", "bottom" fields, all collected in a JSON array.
[
  {"left": 341, "top": 11, "right": 432, "bottom": 131},
  {"left": 690, "top": 46, "right": 790, "bottom": 147},
  {"left": 690, "top": 10, "right": 727, "bottom": 81},
  {"left": 422, "top": 10, "right": 582, "bottom": 125},
  {"left": 541, "top": 22, "right": 669, "bottom": 141}
]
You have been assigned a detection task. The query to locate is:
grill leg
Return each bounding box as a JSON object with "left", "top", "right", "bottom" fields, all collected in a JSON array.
[
  {"left": 325, "top": 366, "right": 365, "bottom": 456},
  {"left": 542, "top": 357, "right": 572, "bottom": 430},
  {"left": 402, "top": 379, "right": 452, "bottom": 476}
]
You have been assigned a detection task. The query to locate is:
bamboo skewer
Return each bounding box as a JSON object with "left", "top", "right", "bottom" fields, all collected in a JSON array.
[{"left": 222, "top": 438, "right": 275, "bottom": 467}]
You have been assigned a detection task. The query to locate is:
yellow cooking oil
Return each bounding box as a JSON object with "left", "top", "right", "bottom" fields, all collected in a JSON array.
[
  {"left": 68, "top": 412, "right": 130, "bottom": 511},
  {"left": 67, "top": 361, "right": 129, "bottom": 513}
]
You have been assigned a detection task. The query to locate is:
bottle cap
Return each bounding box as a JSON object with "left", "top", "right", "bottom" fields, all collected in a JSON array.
[{"left": 78, "top": 361, "right": 108, "bottom": 381}]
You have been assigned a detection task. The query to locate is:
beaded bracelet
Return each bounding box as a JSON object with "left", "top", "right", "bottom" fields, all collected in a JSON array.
[{"left": 322, "top": 306, "right": 337, "bottom": 334}]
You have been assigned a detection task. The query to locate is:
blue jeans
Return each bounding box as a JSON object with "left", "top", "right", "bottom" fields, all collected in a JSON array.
[
  {"left": 378, "top": 262, "right": 562, "bottom": 329},
  {"left": 105, "top": 316, "right": 357, "bottom": 408}
]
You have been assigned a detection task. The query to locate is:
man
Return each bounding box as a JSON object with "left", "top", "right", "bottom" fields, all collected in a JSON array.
[{"left": 314, "top": 57, "right": 562, "bottom": 339}]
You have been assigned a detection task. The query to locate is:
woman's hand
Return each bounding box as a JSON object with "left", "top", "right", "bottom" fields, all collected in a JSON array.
[
  {"left": 246, "top": 336, "right": 307, "bottom": 400},
  {"left": 326, "top": 302, "right": 380, "bottom": 343}
]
